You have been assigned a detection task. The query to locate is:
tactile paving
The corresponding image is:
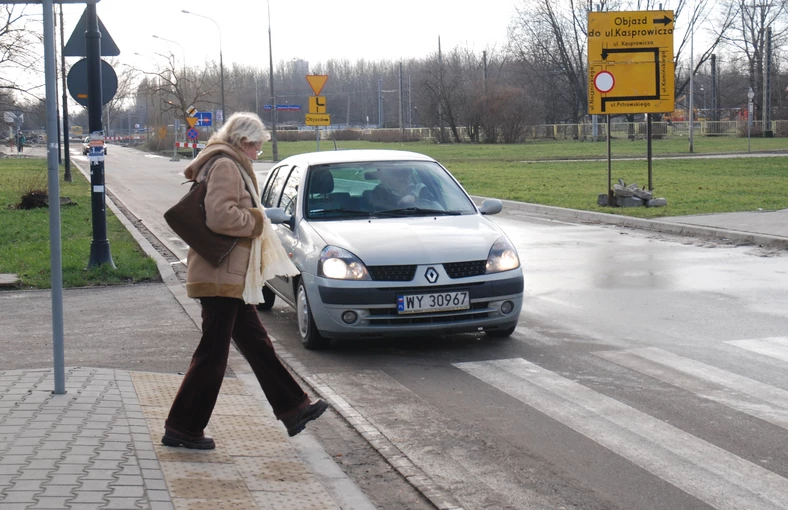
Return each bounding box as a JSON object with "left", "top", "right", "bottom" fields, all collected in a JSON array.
[
  {"left": 251, "top": 489, "right": 341, "bottom": 510},
  {"left": 160, "top": 461, "right": 240, "bottom": 480},
  {"left": 167, "top": 477, "right": 249, "bottom": 500},
  {"left": 172, "top": 497, "right": 258, "bottom": 510},
  {"left": 152, "top": 444, "right": 234, "bottom": 464}
]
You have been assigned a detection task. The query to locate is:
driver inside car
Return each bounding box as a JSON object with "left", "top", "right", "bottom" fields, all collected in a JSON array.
[{"left": 369, "top": 167, "right": 425, "bottom": 210}]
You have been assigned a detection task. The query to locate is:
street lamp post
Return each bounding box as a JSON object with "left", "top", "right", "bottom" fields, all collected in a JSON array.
[
  {"left": 181, "top": 9, "right": 224, "bottom": 125},
  {"left": 267, "top": 0, "right": 278, "bottom": 161},
  {"left": 747, "top": 87, "right": 754, "bottom": 153}
]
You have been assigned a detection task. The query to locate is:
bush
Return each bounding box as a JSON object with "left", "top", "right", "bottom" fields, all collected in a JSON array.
[{"left": 16, "top": 189, "right": 48, "bottom": 210}]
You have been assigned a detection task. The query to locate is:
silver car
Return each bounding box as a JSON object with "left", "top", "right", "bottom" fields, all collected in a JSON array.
[{"left": 261, "top": 149, "right": 523, "bottom": 349}]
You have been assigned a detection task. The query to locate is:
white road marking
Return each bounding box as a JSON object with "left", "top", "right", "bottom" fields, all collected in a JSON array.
[
  {"left": 455, "top": 358, "right": 788, "bottom": 510},
  {"left": 596, "top": 347, "right": 788, "bottom": 430},
  {"left": 726, "top": 337, "right": 788, "bottom": 364}
]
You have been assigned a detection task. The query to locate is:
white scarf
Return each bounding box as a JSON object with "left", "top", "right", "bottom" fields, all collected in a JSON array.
[{"left": 237, "top": 167, "right": 300, "bottom": 305}]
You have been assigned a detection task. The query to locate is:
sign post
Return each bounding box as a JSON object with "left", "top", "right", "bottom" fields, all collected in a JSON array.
[
  {"left": 587, "top": 10, "right": 674, "bottom": 200},
  {"left": 305, "top": 75, "right": 329, "bottom": 150}
]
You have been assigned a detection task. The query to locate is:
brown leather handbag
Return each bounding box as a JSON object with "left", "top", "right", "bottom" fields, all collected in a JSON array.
[{"left": 164, "top": 157, "right": 239, "bottom": 267}]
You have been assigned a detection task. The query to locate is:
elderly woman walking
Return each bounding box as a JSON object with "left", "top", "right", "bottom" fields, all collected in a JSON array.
[{"left": 162, "top": 112, "right": 327, "bottom": 449}]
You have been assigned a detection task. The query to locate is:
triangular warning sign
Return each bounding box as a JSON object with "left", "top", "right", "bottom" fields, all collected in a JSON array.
[
  {"left": 306, "top": 75, "right": 328, "bottom": 96},
  {"left": 186, "top": 117, "right": 198, "bottom": 128},
  {"left": 63, "top": 8, "right": 121, "bottom": 57}
]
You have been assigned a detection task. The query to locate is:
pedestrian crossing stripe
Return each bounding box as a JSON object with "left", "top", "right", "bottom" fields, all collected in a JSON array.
[
  {"left": 595, "top": 346, "right": 788, "bottom": 431},
  {"left": 726, "top": 337, "right": 788, "bottom": 364},
  {"left": 454, "top": 357, "right": 788, "bottom": 510}
]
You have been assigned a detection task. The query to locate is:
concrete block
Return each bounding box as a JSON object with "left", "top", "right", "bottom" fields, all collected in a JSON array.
[{"left": 616, "top": 196, "right": 643, "bottom": 207}]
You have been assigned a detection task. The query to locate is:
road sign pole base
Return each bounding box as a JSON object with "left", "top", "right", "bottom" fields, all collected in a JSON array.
[{"left": 88, "top": 240, "right": 116, "bottom": 269}]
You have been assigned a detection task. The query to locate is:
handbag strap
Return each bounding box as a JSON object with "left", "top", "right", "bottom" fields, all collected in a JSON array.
[{"left": 195, "top": 154, "right": 254, "bottom": 197}]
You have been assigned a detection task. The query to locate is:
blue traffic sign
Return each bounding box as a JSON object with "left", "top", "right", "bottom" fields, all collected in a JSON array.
[
  {"left": 186, "top": 128, "right": 199, "bottom": 140},
  {"left": 263, "top": 104, "right": 301, "bottom": 111},
  {"left": 195, "top": 111, "right": 212, "bottom": 126}
]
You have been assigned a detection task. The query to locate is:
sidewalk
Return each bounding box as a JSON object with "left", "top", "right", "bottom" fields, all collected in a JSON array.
[{"left": 0, "top": 286, "right": 374, "bottom": 510}]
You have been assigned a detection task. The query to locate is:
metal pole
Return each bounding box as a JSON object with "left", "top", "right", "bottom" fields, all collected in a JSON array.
[
  {"left": 86, "top": 1, "right": 115, "bottom": 268},
  {"left": 59, "top": 4, "right": 71, "bottom": 181},
  {"left": 43, "top": 0, "right": 66, "bottom": 394},
  {"left": 607, "top": 115, "right": 613, "bottom": 205},
  {"left": 647, "top": 114, "right": 653, "bottom": 191},
  {"left": 398, "top": 61, "right": 403, "bottom": 134},
  {"left": 688, "top": 12, "right": 694, "bottom": 153},
  {"left": 378, "top": 78, "right": 382, "bottom": 128},
  {"left": 267, "top": 0, "right": 278, "bottom": 161}
]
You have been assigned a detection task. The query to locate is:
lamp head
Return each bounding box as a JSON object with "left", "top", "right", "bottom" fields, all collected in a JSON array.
[
  {"left": 748, "top": 87, "right": 755, "bottom": 100},
  {"left": 181, "top": 9, "right": 190, "bottom": 13}
]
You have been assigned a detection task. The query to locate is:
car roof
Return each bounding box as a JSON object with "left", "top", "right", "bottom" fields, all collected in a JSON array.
[{"left": 277, "top": 149, "right": 437, "bottom": 167}]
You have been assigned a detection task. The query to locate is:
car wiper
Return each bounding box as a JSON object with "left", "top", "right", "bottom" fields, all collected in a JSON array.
[
  {"left": 310, "top": 208, "right": 372, "bottom": 217},
  {"left": 376, "top": 207, "right": 463, "bottom": 216}
]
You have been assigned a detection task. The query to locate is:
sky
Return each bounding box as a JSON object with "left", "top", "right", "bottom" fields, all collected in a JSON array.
[{"left": 55, "top": 0, "right": 519, "bottom": 74}]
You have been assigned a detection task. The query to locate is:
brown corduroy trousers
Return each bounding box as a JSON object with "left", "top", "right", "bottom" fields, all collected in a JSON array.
[{"left": 165, "top": 296, "right": 309, "bottom": 438}]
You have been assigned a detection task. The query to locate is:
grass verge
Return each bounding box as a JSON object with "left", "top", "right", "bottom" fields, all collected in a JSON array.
[{"left": 0, "top": 157, "right": 160, "bottom": 289}]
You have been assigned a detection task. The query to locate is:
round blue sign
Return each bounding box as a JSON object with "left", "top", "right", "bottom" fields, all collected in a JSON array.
[{"left": 186, "top": 128, "right": 199, "bottom": 140}]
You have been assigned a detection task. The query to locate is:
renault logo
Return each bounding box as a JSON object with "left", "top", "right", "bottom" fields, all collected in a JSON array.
[{"left": 425, "top": 267, "right": 439, "bottom": 283}]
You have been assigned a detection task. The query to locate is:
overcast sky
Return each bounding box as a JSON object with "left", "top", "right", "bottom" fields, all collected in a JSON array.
[{"left": 55, "top": 0, "right": 518, "bottom": 73}]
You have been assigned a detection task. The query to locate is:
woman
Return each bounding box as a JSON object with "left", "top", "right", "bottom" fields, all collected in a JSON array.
[{"left": 163, "top": 112, "right": 327, "bottom": 449}]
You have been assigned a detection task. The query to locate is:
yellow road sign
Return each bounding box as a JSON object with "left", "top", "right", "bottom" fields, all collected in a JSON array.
[
  {"left": 158, "top": 126, "right": 167, "bottom": 138},
  {"left": 587, "top": 10, "right": 675, "bottom": 115},
  {"left": 309, "top": 96, "right": 327, "bottom": 114},
  {"left": 306, "top": 75, "right": 328, "bottom": 96},
  {"left": 186, "top": 105, "right": 197, "bottom": 117},
  {"left": 305, "top": 113, "right": 331, "bottom": 126},
  {"left": 186, "top": 117, "right": 198, "bottom": 128}
]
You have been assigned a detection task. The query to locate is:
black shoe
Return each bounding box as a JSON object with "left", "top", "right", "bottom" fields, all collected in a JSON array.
[
  {"left": 161, "top": 429, "right": 216, "bottom": 450},
  {"left": 284, "top": 399, "right": 329, "bottom": 437}
]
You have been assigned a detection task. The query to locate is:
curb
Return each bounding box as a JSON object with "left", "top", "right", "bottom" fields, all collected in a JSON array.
[{"left": 473, "top": 196, "right": 788, "bottom": 251}]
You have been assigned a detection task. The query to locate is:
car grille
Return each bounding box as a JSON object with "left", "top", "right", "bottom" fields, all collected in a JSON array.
[
  {"left": 367, "top": 301, "right": 491, "bottom": 325},
  {"left": 443, "top": 260, "right": 487, "bottom": 278},
  {"left": 368, "top": 265, "right": 417, "bottom": 281}
]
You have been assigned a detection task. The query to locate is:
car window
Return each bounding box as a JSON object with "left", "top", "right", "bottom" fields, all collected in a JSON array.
[
  {"left": 279, "top": 166, "right": 303, "bottom": 216},
  {"left": 262, "top": 165, "right": 289, "bottom": 208},
  {"left": 304, "top": 161, "right": 476, "bottom": 219}
]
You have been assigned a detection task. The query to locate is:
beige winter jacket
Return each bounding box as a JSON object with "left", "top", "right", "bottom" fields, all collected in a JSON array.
[{"left": 182, "top": 141, "right": 264, "bottom": 299}]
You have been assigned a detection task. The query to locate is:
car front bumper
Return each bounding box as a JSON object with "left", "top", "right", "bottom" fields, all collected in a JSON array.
[{"left": 303, "top": 269, "right": 523, "bottom": 339}]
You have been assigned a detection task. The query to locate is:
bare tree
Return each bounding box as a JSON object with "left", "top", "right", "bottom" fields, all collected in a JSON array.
[
  {"left": 715, "top": 0, "right": 788, "bottom": 120},
  {"left": 0, "top": 5, "right": 44, "bottom": 99}
]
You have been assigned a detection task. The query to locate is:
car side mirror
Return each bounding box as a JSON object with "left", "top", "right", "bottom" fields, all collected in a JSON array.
[
  {"left": 265, "top": 207, "right": 291, "bottom": 225},
  {"left": 479, "top": 199, "right": 503, "bottom": 215}
]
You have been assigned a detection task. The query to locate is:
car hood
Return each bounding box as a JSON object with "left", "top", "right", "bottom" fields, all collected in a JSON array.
[{"left": 307, "top": 215, "right": 504, "bottom": 265}]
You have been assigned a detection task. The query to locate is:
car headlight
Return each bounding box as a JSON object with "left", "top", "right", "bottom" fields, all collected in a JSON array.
[
  {"left": 486, "top": 236, "right": 520, "bottom": 273},
  {"left": 318, "top": 246, "right": 371, "bottom": 280}
]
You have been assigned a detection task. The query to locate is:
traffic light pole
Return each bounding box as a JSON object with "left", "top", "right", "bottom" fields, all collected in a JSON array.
[{"left": 85, "top": 2, "right": 115, "bottom": 268}]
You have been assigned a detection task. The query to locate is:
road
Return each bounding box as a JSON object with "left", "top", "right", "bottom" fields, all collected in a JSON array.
[{"left": 84, "top": 145, "right": 788, "bottom": 509}]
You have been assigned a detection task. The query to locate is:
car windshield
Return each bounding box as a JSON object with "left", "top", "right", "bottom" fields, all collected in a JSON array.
[{"left": 304, "top": 160, "right": 477, "bottom": 220}]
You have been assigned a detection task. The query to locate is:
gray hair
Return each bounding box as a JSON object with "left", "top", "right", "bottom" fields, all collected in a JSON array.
[{"left": 208, "top": 112, "right": 269, "bottom": 149}]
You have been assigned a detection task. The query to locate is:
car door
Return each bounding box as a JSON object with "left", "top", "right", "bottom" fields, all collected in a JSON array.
[
  {"left": 270, "top": 165, "right": 304, "bottom": 304},
  {"left": 261, "top": 164, "right": 292, "bottom": 300}
]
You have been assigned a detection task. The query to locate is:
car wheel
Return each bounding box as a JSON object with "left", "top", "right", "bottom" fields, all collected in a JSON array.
[
  {"left": 485, "top": 325, "right": 516, "bottom": 338},
  {"left": 296, "top": 281, "right": 328, "bottom": 350},
  {"left": 255, "top": 285, "right": 276, "bottom": 311}
]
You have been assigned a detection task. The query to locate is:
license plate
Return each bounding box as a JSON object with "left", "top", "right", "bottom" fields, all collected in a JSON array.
[{"left": 397, "top": 291, "right": 469, "bottom": 314}]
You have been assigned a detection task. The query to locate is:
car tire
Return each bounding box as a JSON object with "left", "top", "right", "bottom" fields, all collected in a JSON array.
[
  {"left": 255, "top": 285, "right": 276, "bottom": 311},
  {"left": 296, "top": 281, "right": 328, "bottom": 350},
  {"left": 485, "top": 325, "right": 516, "bottom": 338}
]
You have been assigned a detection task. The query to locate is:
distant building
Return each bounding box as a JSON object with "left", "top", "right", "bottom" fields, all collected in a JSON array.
[{"left": 293, "top": 59, "right": 309, "bottom": 77}]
